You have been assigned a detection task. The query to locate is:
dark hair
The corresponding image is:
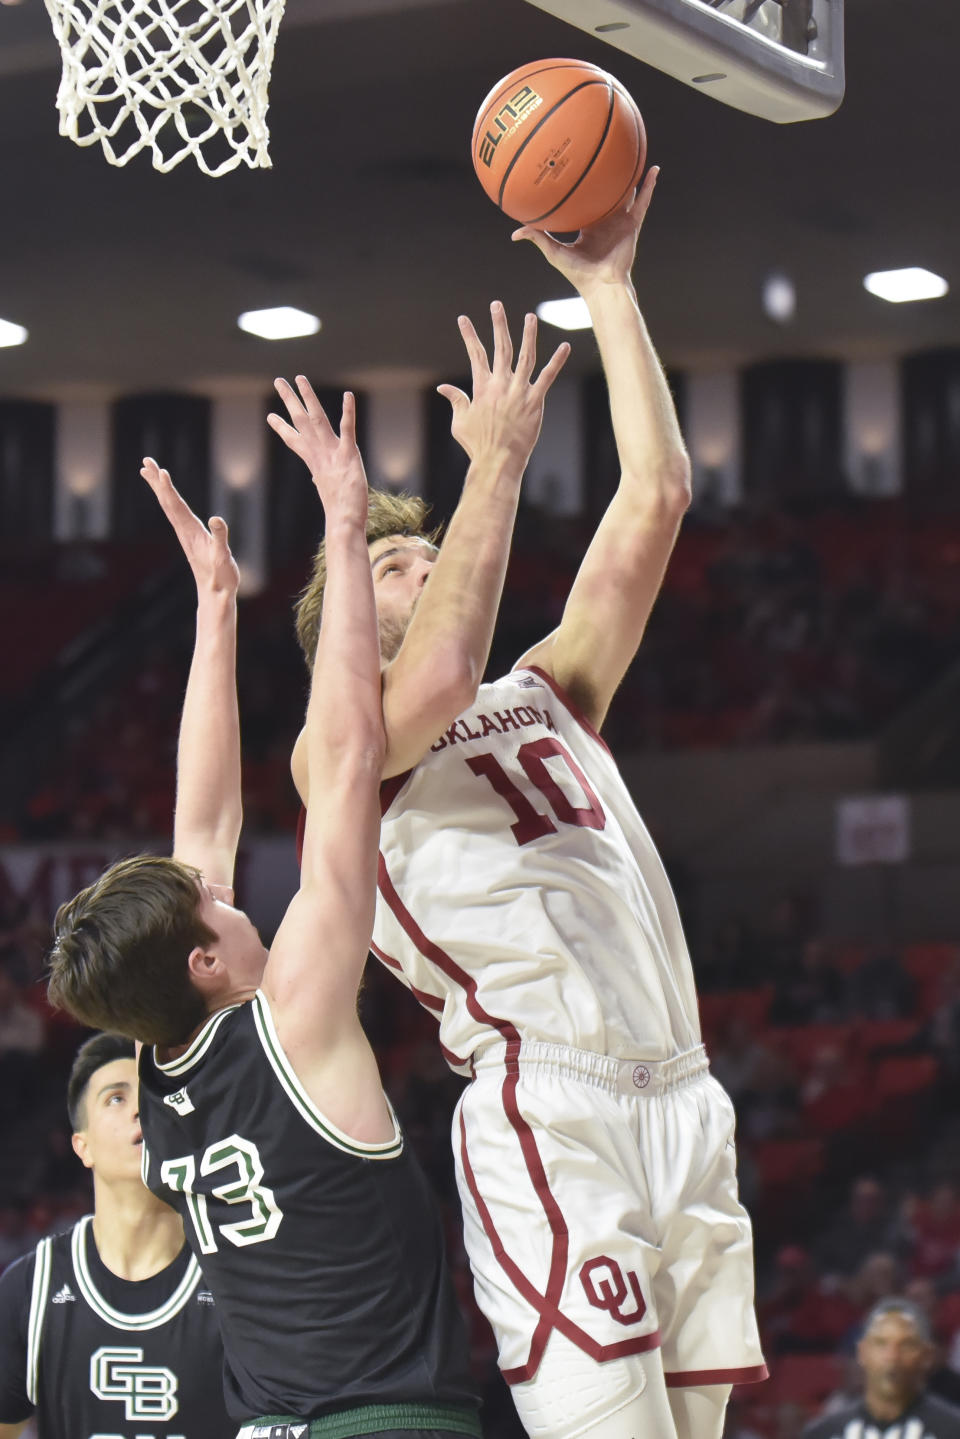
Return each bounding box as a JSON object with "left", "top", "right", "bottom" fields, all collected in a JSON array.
[
  {"left": 67, "top": 1032, "right": 136, "bottom": 1130},
  {"left": 48, "top": 855, "right": 216, "bottom": 1047},
  {"left": 863, "top": 1298, "right": 932, "bottom": 1344},
  {"left": 294, "top": 487, "right": 440, "bottom": 666}
]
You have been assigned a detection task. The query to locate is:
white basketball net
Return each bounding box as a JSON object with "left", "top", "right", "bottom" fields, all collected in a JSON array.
[{"left": 43, "top": 0, "right": 287, "bottom": 176}]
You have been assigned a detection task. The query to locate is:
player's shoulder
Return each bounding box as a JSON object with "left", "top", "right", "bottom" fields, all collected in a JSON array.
[
  {"left": 799, "top": 1402, "right": 856, "bottom": 1439},
  {"left": 0, "top": 1248, "right": 35, "bottom": 1304},
  {"left": 919, "top": 1392, "right": 960, "bottom": 1431},
  {"left": 141, "top": 1001, "right": 250, "bottom": 1089}
]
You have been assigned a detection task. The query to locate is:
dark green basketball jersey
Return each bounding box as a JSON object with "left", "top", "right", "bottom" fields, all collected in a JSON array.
[
  {"left": 0, "top": 1216, "right": 233, "bottom": 1438},
  {"left": 138, "top": 993, "right": 478, "bottom": 1425}
]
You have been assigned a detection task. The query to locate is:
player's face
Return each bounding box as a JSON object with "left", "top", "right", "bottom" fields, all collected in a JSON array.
[
  {"left": 369, "top": 535, "right": 438, "bottom": 662},
  {"left": 72, "top": 1058, "right": 143, "bottom": 1184},
  {"left": 196, "top": 882, "right": 268, "bottom": 990},
  {"left": 857, "top": 1314, "right": 932, "bottom": 1405}
]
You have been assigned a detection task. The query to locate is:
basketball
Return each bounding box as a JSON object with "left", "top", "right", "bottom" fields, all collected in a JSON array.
[{"left": 471, "top": 58, "right": 646, "bottom": 232}]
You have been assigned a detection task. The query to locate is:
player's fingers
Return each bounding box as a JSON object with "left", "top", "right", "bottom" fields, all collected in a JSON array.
[
  {"left": 514, "top": 311, "right": 538, "bottom": 381},
  {"left": 490, "top": 300, "right": 513, "bottom": 374},
  {"left": 142, "top": 458, "right": 193, "bottom": 525},
  {"left": 295, "top": 375, "right": 336, "bottom": 436},
  {"left": 436, "top": 384, "right": 469, "bottom": 419},
  {"left": 630, "top": 165, "right": 659, "bottom": 221},
  {"left": 456, "top": 314, "right": 490, "bottom": 379},
  {"left": 266, "top": 412, "right": 305, "bottom": 450},
  {"left": 533, "top": 341, "right": 571, "bottom": 394},
  {"left": 511, "top": 225, "right": 550, "bottom": 255},
  {"left": 140, "top": 455, "right": 164, "bottom": 489},
  {"left": 339, "top": 391, "right": 357, "bottom": 445},
  {"left": 274, "top": 376, "right": 307, "bottom": 421}
]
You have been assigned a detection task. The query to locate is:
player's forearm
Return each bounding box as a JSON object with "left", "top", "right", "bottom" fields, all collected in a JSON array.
[
  {"left": 584, "top": 281, "right": 691, "bottom": 511},
  {"left": 306, "top": 515, "right": 385, "bottom": 772},
  {"left": 173, "top": 592, "right": 242, "bottom": 874},
  {"left": 388, "top": 453, "right": 523, "bottom": 697}
]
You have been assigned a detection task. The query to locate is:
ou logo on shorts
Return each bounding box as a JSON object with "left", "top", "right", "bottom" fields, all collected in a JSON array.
[
  {"left": 90, "top": 1345, "right": 178, "bottom": 1421},
  {"left": 632, "top": 1065, "right": 651, "bottom": 1089},
  {"left": 579, "top": 1257, "right": 648, "bottom": 1326}
]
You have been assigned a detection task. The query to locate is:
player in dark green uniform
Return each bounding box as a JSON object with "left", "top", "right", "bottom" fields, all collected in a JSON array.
[
  {"left": 47, "top": 390, "right": 480, "bottom": 1439},
  {"left": 0, "top": 1032, "right": 234, "bottom": 1439}
]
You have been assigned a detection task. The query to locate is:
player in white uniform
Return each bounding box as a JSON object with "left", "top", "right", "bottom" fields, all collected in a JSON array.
[{"left": 278, "top": 170, "right": 765, "bottom": 1439}]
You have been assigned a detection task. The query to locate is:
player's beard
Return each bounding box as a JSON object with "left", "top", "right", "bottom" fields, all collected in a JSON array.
[{"left": 378, "top": 603, "right": 416, "bottom": 664}]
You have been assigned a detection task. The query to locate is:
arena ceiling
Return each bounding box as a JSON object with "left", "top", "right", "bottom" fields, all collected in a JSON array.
[{"left": 0, "top": 0, "right": 956, "bottom": 397}]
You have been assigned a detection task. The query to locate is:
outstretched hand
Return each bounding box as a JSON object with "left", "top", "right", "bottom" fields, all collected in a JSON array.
[
  {"left": 268, "top": 378, "right": 368, "bottom": 530},
  {"left": 438, "top": 301, "right": 569, "bottom": 470},
  {"left": 511, "top": 165, "right": 659, "bottom": 293},
  {"left": 141, "top": 457, "right": 239, "bottom": 597}
]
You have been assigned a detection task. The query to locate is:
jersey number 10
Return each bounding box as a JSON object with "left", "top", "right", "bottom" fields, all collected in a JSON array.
[{"left": 467, "top": 737, "right": 606, "bottom": 846}]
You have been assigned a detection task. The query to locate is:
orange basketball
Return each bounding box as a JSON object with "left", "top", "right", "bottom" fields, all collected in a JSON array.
[{"left": 471, "top": 58, "right": 646, "bottom": 232}]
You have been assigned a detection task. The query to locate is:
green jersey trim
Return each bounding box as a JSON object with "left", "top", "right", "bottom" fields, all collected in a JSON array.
[
  {"left": 72, "top": 1216, "right": 202, "bottom": 1330},
  {"left": 25, "top": 1235, "right": 52, "bottom": 1405},
  {"left": 154, "top": 1003, "right": 241, "bottom": 1077},
  {"left": 252, "top": 991, "right": 403, "bottom": 1160},
  {"left": 242, "top": 1403, "right": 482, "bottom": 1439}
]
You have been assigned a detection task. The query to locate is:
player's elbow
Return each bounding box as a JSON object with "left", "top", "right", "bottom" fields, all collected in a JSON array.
[
  {"left": 622, "top": 453, "right": 691, "bottom": 520},
  {"left": 434, "top": 646, "right": 484, "bottom": 719},
  {"left": 659, "top": 453, "right": 693, "bottom": 514}
]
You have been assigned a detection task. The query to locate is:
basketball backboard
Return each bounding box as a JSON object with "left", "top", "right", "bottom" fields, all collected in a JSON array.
[{"left": 522, "top": 0, "right": 844, "bottom": 123}]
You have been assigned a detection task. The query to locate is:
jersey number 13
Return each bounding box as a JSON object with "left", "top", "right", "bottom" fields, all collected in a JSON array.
[{"left": 161, "top": 1135, "right": 282, "bottom": 1254}]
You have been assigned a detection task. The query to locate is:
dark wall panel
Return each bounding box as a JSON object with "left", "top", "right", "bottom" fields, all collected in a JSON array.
[
  {"left": 742, "top": 359, "right": 843, "bottom": 503},
  {"left": 112, "top": 393, "right": 211, "bottom": 538},
  {"left": 902, "top": 349, "right": 960, "bottom": 502},
  {"left": 0, "top": 401, "right": 54, "bottom": 540}
]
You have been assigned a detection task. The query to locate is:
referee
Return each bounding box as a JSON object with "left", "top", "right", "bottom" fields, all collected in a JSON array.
[{"left": 802, "top": 1299, "right": 960, "bottom": 1439}]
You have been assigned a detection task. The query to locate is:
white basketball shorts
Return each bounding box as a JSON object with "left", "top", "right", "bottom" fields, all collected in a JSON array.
[{"left": 453, "top": 1040, "right": 766, "bottom": 1429}]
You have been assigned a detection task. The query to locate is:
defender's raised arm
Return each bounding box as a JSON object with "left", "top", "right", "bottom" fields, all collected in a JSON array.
[
  {"left": 263, "top": 385, "right": 386, "bottom": 1049},
  {"left": 141, "top": 458, "right": 242, "bottom": 895}
]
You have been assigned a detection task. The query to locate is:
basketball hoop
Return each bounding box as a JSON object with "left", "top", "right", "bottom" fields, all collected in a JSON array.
[{"left": 42, "top": 0, "right": 287, "bottom": 176}]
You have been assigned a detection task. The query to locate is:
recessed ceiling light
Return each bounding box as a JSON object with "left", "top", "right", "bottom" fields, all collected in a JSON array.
[
  {"left": 0, "top": 318, "right": 28, "bottom": 347},
  {"left": 536, "top": 297, "right": 592, "bottom": 331},
  {"left": 762, "top": 272, "right": 796, "bottom": 324},
  {"left": 863, "top": 268, "right": 948, "bottom": 304},
  {"left": 237, "top": 306, "right": 321, "bottom": 340}
]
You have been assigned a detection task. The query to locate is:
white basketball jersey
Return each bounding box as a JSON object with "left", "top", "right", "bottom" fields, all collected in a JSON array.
[{"left": 373, "top": 667, "right": 702, "bottom": 1070}]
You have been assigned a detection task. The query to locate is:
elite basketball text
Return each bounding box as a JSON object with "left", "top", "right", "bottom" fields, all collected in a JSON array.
[{"left": 477, "top": 85, "right": 543, "bottom": 168}]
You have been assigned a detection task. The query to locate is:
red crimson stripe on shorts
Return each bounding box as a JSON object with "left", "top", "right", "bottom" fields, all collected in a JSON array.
[{"left": 665, "top": 1365, "right": 769, "bottom": 1387}]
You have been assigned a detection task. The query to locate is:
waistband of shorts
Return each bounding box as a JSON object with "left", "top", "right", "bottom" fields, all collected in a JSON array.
[
  {"left": 238, "top": 1403, "right": 482, "bottom": 1439},
  {"left": 471, "top": 1039, "right": 709, "bottom": 1097}
]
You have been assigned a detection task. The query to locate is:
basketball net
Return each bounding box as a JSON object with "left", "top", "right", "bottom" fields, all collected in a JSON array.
[{"left": 42, "top": 0, "right": 287, "bottom": 176}]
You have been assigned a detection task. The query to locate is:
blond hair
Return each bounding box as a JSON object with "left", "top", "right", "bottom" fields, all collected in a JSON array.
[{"left": 294, "top": 488, "right": 440, "bottom": 666}]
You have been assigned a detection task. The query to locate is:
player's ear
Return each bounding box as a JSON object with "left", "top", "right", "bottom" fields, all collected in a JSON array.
[
  {"left": 187, "top": 944, "right": 222, "bottom": 989},
  {"left": 72, "top": 1131, "right": 92, "bottom": 1169}
]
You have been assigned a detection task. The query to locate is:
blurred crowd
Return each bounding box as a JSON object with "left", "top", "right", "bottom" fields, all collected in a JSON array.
[{"left": 5, "top": 494, "right": 960, "bottom": 841}]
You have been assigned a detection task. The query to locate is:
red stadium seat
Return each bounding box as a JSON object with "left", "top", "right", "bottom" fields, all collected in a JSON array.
[
  {"left": 858, "top": 1018, "right": 920, "bottom": 1054},
  {"left": 768, "top": 1354, "right": 844, "bottom": 1406},
  {"left": 904, "top": 943, "right": 958, "bottom": 981},
  {"left": 771, "top": 1024, "right": 857, "bottom": 1074},
  {"left": 753, "top": 1139, "right": 824, "bottom": 1190},
  {"left": 874, "top": 1055, "right": 939, "bottom": 1099}
]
